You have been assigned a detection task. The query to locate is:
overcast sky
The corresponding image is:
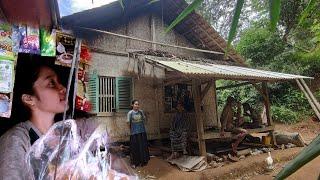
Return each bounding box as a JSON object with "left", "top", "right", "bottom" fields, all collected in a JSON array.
[{"left": 58, "top": 0, "right": 117, "bottom": 17}]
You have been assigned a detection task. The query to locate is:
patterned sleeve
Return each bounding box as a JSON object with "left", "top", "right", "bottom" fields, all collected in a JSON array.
[{"left": 0, "top": 133, "right": 30, "bottom": 180}]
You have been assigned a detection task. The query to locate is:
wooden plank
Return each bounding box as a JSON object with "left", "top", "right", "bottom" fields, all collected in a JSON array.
[
  {"left": 201, "top": 126, "right": 275, "bottom": 140},
  {"left": 200, "top": 80, "right": 213, "bottom": 101},
  {"left": 192, "top": 79, "right": 207, "bottom": 157}
]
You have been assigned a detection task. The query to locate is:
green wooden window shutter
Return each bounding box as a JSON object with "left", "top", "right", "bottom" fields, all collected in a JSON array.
[
  {"left": 88, "top": 71, "right": 99, "bottom": 113},
  {"left": 116, "top": 77, "right": 133, "bottom": 111}
]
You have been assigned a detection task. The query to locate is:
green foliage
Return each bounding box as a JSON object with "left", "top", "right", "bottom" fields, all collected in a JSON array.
[
  {"left": 271, "top": 106, "right": 300, "bottom": 124},
  {"left": 269, "top": 0, "right": 281, "bottom": 31},
  {"left": 270, "top": 86, "right": 312, "bottom": 123},
  {"left": 216, "top": 80, "right": 261, "bottom": 114},
  {"left": 236, "top": 28, "right": 285, "bottom": 66},
  {"left": 297, "top": 47, "right": 320, "bottom": 76}
]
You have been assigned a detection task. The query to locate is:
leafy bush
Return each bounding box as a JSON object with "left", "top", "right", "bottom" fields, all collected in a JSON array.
[
  {"left": 271, "top": 106, "right": 300, "bottom": 124},
  {"left": 236, "top": 28, "right": 285, "bottom": 67}
]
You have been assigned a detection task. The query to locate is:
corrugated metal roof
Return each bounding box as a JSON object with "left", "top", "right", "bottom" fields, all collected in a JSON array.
[{"left": 145, "top": 56, "right": 312, "bottom": 81}]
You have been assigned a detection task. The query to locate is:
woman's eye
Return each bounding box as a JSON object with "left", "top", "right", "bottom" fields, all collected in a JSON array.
[{"left": 48, "top": 80, "right": 56, "bottom": 87}]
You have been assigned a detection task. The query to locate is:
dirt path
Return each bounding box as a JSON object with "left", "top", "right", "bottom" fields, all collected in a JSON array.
[
  {"left": 252, "top": 156, "right": 320, "bottom": 180},
  {"left": 136, "top": 148, "right": 302, "bottom": 180},
  {"left": 135, "top": 119, "right": 320, "bottom": 180}
]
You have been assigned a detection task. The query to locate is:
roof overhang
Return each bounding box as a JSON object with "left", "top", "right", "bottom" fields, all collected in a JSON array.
[
  {"left": 0, "top": 0, "right": 59, "bottom": 27},
  {"left": 144, "top": 55, "right": 312, "bottom": 82}
]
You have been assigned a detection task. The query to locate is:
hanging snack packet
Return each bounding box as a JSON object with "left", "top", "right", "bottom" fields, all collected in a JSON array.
[
  {"left": 0, "top": 59, "right": 14, "bottom": 93},
  {"left": 19, "top": 25, "right": 40, "bottom": 54},
  {"left": 0, "top": 21, "right": 15, "bottom": 60},
  {"left": 55, "top": 31, "right": 75, "bottom": 67},
  {"left": 12, "top": 24, "right": 21, "bottom": 59},
  {"left": 40, "top": 28, "right": 56, "bottom": 57},
  {"left": 80, "top": 45, "right": 91, "bottom": 65},
  {"left": 0, "top": 93, "right": 12, "bottom": 118}
]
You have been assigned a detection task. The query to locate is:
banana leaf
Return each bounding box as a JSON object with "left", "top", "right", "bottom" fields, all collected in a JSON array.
[
  {"left": 269, "top": 0, "right": 281, "bottom": 32},
  {"left": 164, "top": 0, "right": 203, "bottom": 33},
  {"left": 227, "top": 0, "right": 244, "bottom": 46},
  {"left": 299, "top": 0, "right": 317, "bottom": 25}
]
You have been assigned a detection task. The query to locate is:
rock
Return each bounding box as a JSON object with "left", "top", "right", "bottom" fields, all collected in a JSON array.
[
  {"left": 274, "top": 131, "right": 305, "bottom": 147},
  {"left": 261, "top": 148, "right": 274, "bottom": 153},
  {"left": 250, "top": 149, "right": 263, "bottom": 156},
  {"left": 228, "top": 154, "right": 239, "bottom": 162},
  {"left": 146, "top": 175, "right": 157, "bottom": 179},
  {"left": 285, "top": 143, "right": 297, "bottom": 149},
  {"left": 207, "top": 153, "right": 222, "bottom": 162},
  {"left": 236, "top": 148, "right": 251, "bottom": 157},
  {"left": 239, "top": 155, "right": 246, "bottom": 160}
]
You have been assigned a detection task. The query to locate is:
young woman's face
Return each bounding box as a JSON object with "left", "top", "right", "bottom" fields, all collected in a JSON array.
[
  {"left": 132, "top": 101, "right": 140, "bottom": 111},
  {"left": 32, "top": 66, "right": 67, "bottom": 114}
]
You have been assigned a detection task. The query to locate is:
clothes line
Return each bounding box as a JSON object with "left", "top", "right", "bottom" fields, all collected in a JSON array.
[{"left": 78, "top": 26, "right": 224, "bottom": 55}]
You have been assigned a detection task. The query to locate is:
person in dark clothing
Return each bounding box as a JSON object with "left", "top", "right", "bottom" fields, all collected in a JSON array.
[
  {"left": 127, "top": 100, "right": 150, "bottom": 168},
  {"left": 168, "top": 102, "right": 189, "bottom": 160}
]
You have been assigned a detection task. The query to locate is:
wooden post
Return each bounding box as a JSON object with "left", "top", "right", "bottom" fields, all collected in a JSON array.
[
  {"left": 262, "top": 82, "right": 277, "bottom": 146},
  {"left": 212, "top": 80, "right": 219, "bottom": 128},
  {"left": 192, "top": 79, "right": 207, "bottom": 157}
]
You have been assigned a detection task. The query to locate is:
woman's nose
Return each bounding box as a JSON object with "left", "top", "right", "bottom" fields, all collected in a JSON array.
[{"left": 58, "top": 83, "right": 66, "bottom": 94}]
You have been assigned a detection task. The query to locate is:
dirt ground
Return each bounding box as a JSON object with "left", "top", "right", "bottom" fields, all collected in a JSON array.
[{"left": 134, "top": 119, "right": 320, "bottom": 180}]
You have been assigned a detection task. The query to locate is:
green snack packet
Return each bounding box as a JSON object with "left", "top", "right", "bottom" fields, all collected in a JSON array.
[{"left": 40, "top": 28, "right": 56, "bottom": 57}]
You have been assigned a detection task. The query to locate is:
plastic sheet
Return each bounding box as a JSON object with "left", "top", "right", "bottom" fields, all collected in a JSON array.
[{"left": 26, "top": 119, "right": 138, "bottom": 180}]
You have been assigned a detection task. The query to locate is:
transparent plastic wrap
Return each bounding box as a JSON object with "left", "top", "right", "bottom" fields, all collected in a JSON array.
[{"left": 26, "top": 119, "right": 138, "bottom": 180}]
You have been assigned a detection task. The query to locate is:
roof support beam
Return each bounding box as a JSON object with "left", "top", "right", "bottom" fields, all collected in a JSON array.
[
  {"left": 79, "top": 27, "right": 224, "bottom": 55},
  {"left": 192, "top": 79, "right": 207, "bottom": 158},
  {"left": 216, "top": 81, "right": 255, "bottom": 91},
  {"left": 201, "top": 80, "right": 214, "bottom": 101}
]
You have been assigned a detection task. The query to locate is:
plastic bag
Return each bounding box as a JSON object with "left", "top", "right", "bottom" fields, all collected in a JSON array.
[{"left": 26, "top": 119, "right": 138, "bottom": 180}]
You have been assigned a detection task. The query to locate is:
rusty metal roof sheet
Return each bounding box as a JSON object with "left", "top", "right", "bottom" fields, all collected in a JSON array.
[{"left": 145, "top": 56, "right": 312, "bottom": 81}]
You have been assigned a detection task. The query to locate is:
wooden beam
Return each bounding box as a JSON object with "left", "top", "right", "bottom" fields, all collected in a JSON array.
[
  {"left": 212, "top": 80, "right": 219, "bottom": 127},
  {"left": 192, "top": 79, "right": 207, "bottom": 157},
  {"left": 299, "top": 79, "right": 320, "bottom": 113},
  {"left": 296, "top": 79, "right": 320, "bottom": 119},
  {"left": 262, "top": 82, "right": 272, "bottom": 126},
  {"left": 164, "top": 79, "right": 190, "bottom": 86},
  {"left": 200, "top": 80, "right": 213, "bottom": 101},
  {"left": 197, "top": 126, "right": 275, "bottom": 140},
  {"left": 262, "top": 82, "right": 277, "bottom": 146},
  {"left": 252, "top": 83, "right": 268, "bottom": 101},
  {"left": 216, "top": 82, "right": 253, "bottom": 91}
]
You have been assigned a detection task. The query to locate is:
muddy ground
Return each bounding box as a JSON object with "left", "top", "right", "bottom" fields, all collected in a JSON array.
[{"left": 134, "top": 118, "right": 320, "bottom": 180}]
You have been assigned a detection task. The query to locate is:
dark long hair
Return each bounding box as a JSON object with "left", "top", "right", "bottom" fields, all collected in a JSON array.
[{"left": 11, "top": 54, "right": 57, "bottom": 122}]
